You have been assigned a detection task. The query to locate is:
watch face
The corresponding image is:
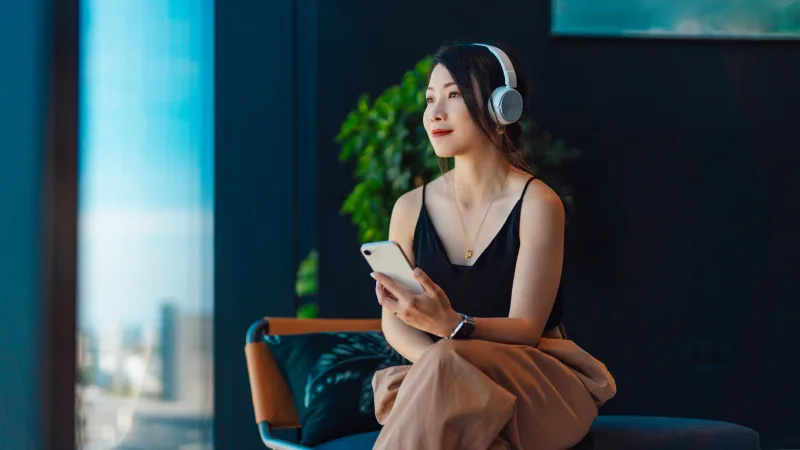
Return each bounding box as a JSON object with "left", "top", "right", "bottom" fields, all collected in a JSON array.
[
  {"left": 462, "top": 320, "right": 476, "bottom": 336},
  {"left": 455, "top": 317, "right": 476, "bottom": 339}
]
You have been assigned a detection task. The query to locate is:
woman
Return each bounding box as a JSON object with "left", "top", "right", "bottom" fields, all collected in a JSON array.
[{"left": 369, "top": 42, "right": 616, "bottom": 450}]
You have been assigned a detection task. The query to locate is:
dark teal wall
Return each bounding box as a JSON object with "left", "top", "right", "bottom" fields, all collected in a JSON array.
[
  {"left": 311, "top": 1, "right": 800, "bottom": 448},
  {"left": 214, "top": 0, "right": 308, "bottom": 447},
  {"left": 0, "top": 1, "right": 53, "bottom": 448}
]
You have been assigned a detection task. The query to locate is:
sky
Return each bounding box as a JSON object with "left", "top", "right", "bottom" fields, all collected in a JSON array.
[{"left": 78, "top": 0, "right": 214, "bottom": 331}]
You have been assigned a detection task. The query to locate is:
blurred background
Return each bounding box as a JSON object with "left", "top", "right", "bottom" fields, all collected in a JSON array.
[
  {"left": 76, "top": 1, "right": 213, "bottom": 448},
  {"left": 1, "top": 0, "right": 799, "bottom": 449}
]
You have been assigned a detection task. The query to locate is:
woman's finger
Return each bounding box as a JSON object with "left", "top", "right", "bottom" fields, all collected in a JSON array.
[
  {"left": 395, "top": 299, "right": 416, "bottom": 323},
  {"left": 374, "top": 280, "right": 384, "bottom": 303},
  {"left": 371, "top": 272, "right": 411, "bottom": 300},
  {"left": 376, "top": 280, "right": 400, "bottom": 311},
  {"left": 412, "top": 267, "right": 443, "bottom": 296},
  {"left": 398, "top": 294, "right": 418, "bottom": 313},
  {"left": 376, "top": 281, "right": 397, "bottom": 300}
]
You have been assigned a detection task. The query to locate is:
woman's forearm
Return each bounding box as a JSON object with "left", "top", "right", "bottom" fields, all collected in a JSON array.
[
  {"left": 470, "top": 317, "right": 541, "bottom": 347},
  {"left": 382, "top": 308, "right": 435, "bottom": 363}
]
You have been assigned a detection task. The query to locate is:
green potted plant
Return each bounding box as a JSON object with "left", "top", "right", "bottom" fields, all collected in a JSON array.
[{"left": 295, "top": 54, "right": 581, "bottom": 317}]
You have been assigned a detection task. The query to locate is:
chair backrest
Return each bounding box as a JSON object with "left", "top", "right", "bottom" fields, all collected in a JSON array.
[{"left": 244, "top": 317, "right": 382, "bottom": 428}]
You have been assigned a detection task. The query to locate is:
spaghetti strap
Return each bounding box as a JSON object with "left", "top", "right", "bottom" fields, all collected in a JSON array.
[{"left": 518, "top": 176, "right": 536, "bottom": 201}]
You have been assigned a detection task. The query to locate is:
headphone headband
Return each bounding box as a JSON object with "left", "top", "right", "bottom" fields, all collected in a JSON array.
[{"left": 471, "top": 43, "right": 518, "bottom": 89}]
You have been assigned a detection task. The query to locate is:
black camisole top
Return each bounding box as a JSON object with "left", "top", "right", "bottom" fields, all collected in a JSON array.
[{"left": 412, "top": 176, "right": 564, "bottom": 339}]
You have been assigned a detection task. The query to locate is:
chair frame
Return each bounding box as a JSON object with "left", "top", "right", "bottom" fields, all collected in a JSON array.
[{"left": 244, "top": 317, "right": 382, "bottom": 449}]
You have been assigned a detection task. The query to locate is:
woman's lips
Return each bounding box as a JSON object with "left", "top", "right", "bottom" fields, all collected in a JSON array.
[{"left": 432, "top": 129, "right": 453, "bottom": 137}]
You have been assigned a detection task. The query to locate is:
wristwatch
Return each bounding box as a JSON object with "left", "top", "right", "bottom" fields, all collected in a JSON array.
[{"left": 447, "top": 313, "right": 476, "bottom": 340}]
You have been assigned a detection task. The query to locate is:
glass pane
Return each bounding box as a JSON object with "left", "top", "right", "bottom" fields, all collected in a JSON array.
[{"left": 76, "top": 1, "right": 214, "bottom": 449}]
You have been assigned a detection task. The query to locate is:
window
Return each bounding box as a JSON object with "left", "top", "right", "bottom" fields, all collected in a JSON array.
[{"left": 76, "top": 1, "right": 214, "bottom": 448}]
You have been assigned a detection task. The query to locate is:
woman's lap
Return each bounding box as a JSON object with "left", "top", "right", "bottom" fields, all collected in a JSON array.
[{"left": 372, "top": 338, "right": 603, "bottom": 450}]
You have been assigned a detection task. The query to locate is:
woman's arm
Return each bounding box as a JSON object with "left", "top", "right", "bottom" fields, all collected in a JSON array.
[
  {"left": 379, "top": 188, "right": 435, "bottom": 363},
  {"left": 464, "top": 182, "right": 566, "bottom": 346},
  {"left": 381, "top": 303, "right": 435, "bottom": 362}
]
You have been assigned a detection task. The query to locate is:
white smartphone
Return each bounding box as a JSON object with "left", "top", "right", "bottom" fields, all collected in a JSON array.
[{"left": 360, "top": 240, "right": 425, "bottom": 295}]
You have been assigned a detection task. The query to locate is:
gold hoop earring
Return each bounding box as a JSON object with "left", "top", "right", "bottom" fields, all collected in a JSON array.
[{"left": 496, "top": 125, "right": 506, "bottom": 135}]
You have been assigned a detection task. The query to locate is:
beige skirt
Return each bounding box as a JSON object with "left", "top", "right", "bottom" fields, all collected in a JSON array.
[{"left": 371, "top": 329, "right": 616, "bottom": 450}]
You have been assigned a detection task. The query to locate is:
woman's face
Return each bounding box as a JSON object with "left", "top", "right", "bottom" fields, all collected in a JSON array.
[{"left": 424, "top": 64, "right": 487, "bottom": 158}]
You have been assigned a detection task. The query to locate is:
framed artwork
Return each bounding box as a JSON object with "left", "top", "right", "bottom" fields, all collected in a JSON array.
[{"left": 552, "top": 0, "right": 800, "bottom": 39}]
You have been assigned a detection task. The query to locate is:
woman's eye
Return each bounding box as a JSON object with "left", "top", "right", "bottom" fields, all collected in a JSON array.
[{"left": 426, "top": 92, "right": 459, "bottom": 103}]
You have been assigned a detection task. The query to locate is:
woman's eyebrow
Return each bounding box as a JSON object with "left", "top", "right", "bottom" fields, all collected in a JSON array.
[{"left": 426, "top": 82, "right": 457, "bottom": 91}]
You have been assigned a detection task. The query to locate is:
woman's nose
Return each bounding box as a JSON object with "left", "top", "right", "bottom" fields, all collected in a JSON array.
[{"left": 430, "top": 101, "right": 446, "bottom": 122}]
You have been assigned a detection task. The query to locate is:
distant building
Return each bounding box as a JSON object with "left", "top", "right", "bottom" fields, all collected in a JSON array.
[
  {"left": 160, "top": 302, "right": 179, "bottom": 401},
  {"left": 160, "top": 301, "right": 213, "bottom": 410}
]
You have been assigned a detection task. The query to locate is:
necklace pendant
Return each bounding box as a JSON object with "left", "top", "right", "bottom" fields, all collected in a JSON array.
[{"left": 465, "top": 248, "right": 473, "bottom": 259}]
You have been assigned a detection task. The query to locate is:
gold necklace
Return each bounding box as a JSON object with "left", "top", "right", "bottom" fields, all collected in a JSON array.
[{"left": 452, "top": 166, "right": 510, "bottom": 259}]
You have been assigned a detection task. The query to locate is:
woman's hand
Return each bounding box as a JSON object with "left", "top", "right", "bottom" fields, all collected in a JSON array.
[{"left": 372, "top": 268, "right": 463, "bottom": 338}]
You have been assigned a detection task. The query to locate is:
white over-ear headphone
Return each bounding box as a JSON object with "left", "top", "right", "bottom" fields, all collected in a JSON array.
[{"left": 471, "top": 43, "right": 524, "bottom": 126}]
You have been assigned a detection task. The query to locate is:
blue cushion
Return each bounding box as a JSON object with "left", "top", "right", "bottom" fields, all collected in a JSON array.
[
  {"left": 313, "top": 416, "right": 760, "bottom": 450},
  {"left": 314, "top": 431, "right": 380, "bottom": 450},
  {"left": 573, "top": 415, "right": 760, "bottom": 450},
  {"left": 265, "top": 332, "right": 409, "bottom": 447}
]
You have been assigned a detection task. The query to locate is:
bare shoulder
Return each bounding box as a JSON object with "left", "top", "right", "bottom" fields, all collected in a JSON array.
[
  {"left": 391, "top": 185, "right": 424, "bottom": 222},
  {"left": 519, "top": 177, "right": 566, "bottom": 238},
  {"left": 389, "top": 185, "right": 424, "bottom": 247}
]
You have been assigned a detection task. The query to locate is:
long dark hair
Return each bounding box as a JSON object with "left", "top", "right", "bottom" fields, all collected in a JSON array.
[{"left": 429, "top": 41, "right": 533, "bottom": 174}]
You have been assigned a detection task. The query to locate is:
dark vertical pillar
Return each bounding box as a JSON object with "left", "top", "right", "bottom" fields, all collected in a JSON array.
[
  {"left": 43, "top": 0, "right": 79, "bottom": 448},
  {"left": 1, "top": 0, "right": 78, "bottom": 449},
  {"left": 214, "top": 0, "right": 298, "bottom": 448},
  {"left": 296, "top": 0, "right": 319, "bottom": 300}
]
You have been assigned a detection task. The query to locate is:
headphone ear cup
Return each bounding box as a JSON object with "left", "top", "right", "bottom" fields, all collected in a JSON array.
[
  {"left": 501, "top": 88, "right": 524, "bottom": 125},
  {"left": 487, "top": 86, "right": 523, "bottom": 125}
]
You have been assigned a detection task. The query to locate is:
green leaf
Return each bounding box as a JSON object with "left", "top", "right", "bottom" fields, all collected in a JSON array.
[
  {"left": 295, "top": 249, "right": 318, "bottom": 298},
  {"left": 357, "top": 94, "right": 370, "bottom": 114},
  {"left": 296, "top": 302, "right": 319, "bottom": 319}
]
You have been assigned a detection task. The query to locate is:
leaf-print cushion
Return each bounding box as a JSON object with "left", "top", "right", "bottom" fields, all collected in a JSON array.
[{"left": 264, "top": 331, "right": 409, "bottom": 447}]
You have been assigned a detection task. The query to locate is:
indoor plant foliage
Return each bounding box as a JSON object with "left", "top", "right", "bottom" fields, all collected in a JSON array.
[
  {"left": 295, "top": 249, "right": 319, "bottom": 319},
  {"left": 295, "top": 54, "right": 581, "bottom": 317}
]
